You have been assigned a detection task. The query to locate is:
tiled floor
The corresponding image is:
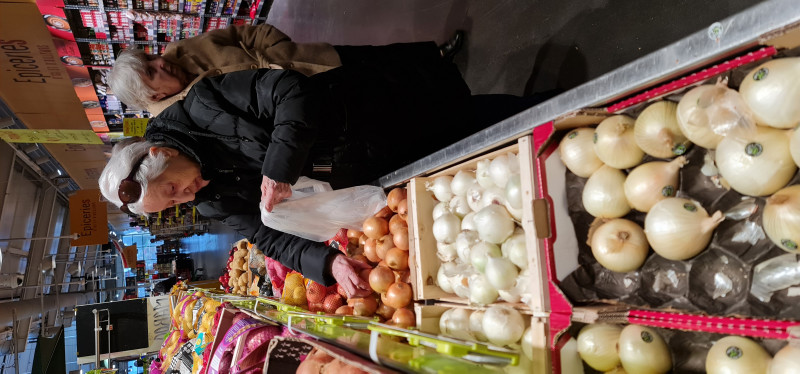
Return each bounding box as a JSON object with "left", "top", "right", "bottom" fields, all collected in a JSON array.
[{"left": 195, "top": 0, "right": 764, "bottom": 280}]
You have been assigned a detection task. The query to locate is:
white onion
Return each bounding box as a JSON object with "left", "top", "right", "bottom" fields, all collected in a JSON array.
[
  {"left": 480, "top": 186, "right": 508, "bottom": 210},
  {"left": 451, "top": 170, "right": 477, "bottom": 197},
  {"left": 791, "top": 128, "right": 800, "bottom": 168},
  {"left": 576, "top": 323, "right": 623, "bottom": 372},
  {"left": 473, "top": 205, "right": 516, "bottom": 244},
  {"left": 618, "top": 325, "right": 672, "bottom": 374},
  {"left": 485, "top": 257, "right": 518, "bottom": 290},
  {"left": 489, "top": 154, "right": 513, "bottom": 188},
  {"left": 461, "top": 212, "right": 477, "bottom": 231},
  {"left": 590, "top": 219, "right": 649, "bottom": 272},
  {"left": 644, "top": 197, "right": 724, "bottom": 260},
  {"left": 446, "top": 264, "right": 473, "bottom": 298},
  {"left": 583, "top": 165, "right": 631, "bottom": 218},
  {"left": 763, "top": 185, "right": 800, "bottom": 254},
  {"left": 470, "top": 241, "right": 501, "bottom": 273},
  {"left": 433, "top": 212, "right": 461, "bottom": 244},
  {"left": 634, "top": 101, "right": 691, "bottom": 158},
  {"left": 439, "top": 308, "right": 475, "bottom": 340},
  {"left": 715, "top": 126, "right": 796, "bottom": 196},
  {"left": 468, "top": 273, "right": 499, "bottom": 305},
  {"left": 504, "top": 200, "right": 523, "bottom": 221},
  {"left": 432, "top": 201, "right": 449, "bottom": 221},
  {"left": 676, "top": 83, "right": 756, "bottom": 148},
  {"left": 594, "top": 115, "right": 645, "bottom": 169},
  {"left": 559, "top": 127, "right": 605, "bottom": 177},
  {"left": 455, "top": 230, "right": 480, "bottom": 263},
  {"left": 427, "top": 175, "right": 454, "bottom": 202},
  {"left": 448, "top": 195, "right": 472, "bottom": 218},
  {"left": 476, "top": 159, "right": 495, "bottom": 188},
  {"left": 482, "top": 306, "right": 525, "bottom": 347},
  {"left": 769, "top": 344, "right": 800, "bottom": 374},
  {"left": 469, "top": 310, "right": 488, "bottom": 342},
  {"left": 500, "top": 270, "right": 531, "bottom": 303},
  {"left": 739, "top": 57, "right": 800, "bottom": 129},
  {"left": 706, "top": 336, "right": 771, "bottom": 374},
  {"left": 505, "top": 174, "right": 523, "bottom": 210},
  {"left": 623, "top": 156, "right": 687, "bottom": 212},
  {"left": 437, "top": 242, "right": 458, "bottom": 262},
  {"left": 676, "top": 85, "right": 727, "bottom": 148},
  {"left": 466, "top": 183, "right": 485, "bottom": 212},
  {"left": 521, "top": 326, "right": 534, "bottom": 361},
  {"left": 501, "top": 232, "right": 528, "bottom": 270},
  {"left": 437, "top": 262, "right": 456, "bottom": 293},
  {"left": 507, "top": 152, "right": 520, "bottom": 174}
]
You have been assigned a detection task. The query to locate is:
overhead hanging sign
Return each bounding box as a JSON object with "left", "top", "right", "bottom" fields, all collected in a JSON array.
[
  {"left": 68, "top": 189, "right": 108, "bottom": 246},
  {"left": 0, "top": 129, "right": 104, "bottom": 144}
]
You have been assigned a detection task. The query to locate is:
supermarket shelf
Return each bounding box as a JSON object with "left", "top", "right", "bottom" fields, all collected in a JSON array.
[{"left": 377, "top": 0, "right": 800, "bottom": 187}]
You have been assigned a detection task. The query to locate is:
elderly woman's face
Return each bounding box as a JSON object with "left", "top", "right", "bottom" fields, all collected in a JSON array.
[
  {"left": 141, "top": 147, "right": 210, "bottom": 213},
  {"left": 142, "top": 55, "right": 190, "bottom": 101}
]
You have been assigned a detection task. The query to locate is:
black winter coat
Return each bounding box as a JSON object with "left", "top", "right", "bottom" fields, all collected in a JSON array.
[{"left": 146, "top": 60, "right": 475, "bottom": 285}]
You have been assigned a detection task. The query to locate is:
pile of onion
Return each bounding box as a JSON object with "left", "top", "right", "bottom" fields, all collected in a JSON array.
[
  {"left": 428, "top": 152, "right": 531, "bottom": 307},
  {"left": 334, "top": 187, "right": 415, "bottom": 327}
]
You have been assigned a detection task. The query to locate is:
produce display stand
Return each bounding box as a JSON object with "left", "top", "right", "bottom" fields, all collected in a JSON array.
[{"left": 376, "top": 1, "right": 800, "bottom": 373}]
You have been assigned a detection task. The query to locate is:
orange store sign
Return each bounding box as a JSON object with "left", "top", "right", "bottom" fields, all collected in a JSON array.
[{"left": 68, "top": 189, "right": 109, "bottom": 246}]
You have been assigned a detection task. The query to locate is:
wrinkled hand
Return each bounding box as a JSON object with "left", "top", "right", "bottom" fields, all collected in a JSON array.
[
  {"left": 261, "top": 175, "right": 292, "bottom": 212},
  {"left": 330, "top": 255, "right": 373, "bottom": 298}
]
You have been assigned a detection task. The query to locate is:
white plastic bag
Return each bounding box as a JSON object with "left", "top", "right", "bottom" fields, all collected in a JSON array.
[{"left": 260, "top": 177, "right": 387, "bottom": 242}]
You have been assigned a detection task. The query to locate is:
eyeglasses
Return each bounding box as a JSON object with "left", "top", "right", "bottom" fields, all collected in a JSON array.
[{"left": 118, "top": 155, "right": 146, "bottom": 215}]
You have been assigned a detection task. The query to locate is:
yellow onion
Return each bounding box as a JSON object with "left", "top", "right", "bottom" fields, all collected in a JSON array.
[
  {"left": 560, "top": 127, "right": 605, "bottom": 177},
  {"left": 590, "top": 219, "right": 649, "bottom": 272},
  {"left": 769, "top": 344, "right": 800, "bottom": 374},
  {"left": 763, "top": 185, "right": 800, "bottom": 254},
  {"left": 634, "top": 101, "right": 691, "bottom": 158},
  {"left": 706, "top": 336, "right": 771, "bottom": 374},
  {"left": 618, "top": 325, "right": 671, "bottom": 374},
  {"left": 594, "top": 115, "right": 645, "bottom": 169},
  {"left": 576, "top": 323, "right": 623, "bottom": 371},
  {"left": 791, "top": 128, "right": 800, "bottom": 168},
  {"left": 715, "top": 126, "right": 796, "bottom": 196},
  {"left": 644, "top": 198, "right": 724, "bottom": 260},
  {"left": 583, "top": 165, "right": 631, "bottom": 218},
  {"left": 676, "top": 84, "right": 755, "bottom": 149},
  {"left": 623, "top": 156, "right": 687, "bottom": 212},
  {"left": 739, "top": 57, "right": 800, "bottom": 129}
]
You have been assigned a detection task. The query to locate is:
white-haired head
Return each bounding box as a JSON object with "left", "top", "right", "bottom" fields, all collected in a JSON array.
[
  {"left": 99, "top": 138, "right": 170, "bottom": 216},
  {"left": 108, "top": 49, "right": 157, "bottom": 110}
]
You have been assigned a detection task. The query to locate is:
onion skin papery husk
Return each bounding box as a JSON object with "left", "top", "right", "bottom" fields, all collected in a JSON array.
[
  {"left": 763, "top": 185, "right": 800, "bottom": 254},
  {"left": 618, "top": 325, "right": 672, "bottom": 374},
  {"left": 589, "top": 219, "right": 649, "bottom": 272},
  {"left": 739, "top": 57, "right": 800, "bottom": 129},
  {"left": 705, "top": 336, "right": 771, "bottom": 374},
  {"left": 790, "top": 128, "right": 800, "bottom": 168},
  {"left": 644, "top": 197, "right": 724, "bottom": 261},
  {"left": 769, "top": 344, "right": 800, "bottom": 374},
  {"left": 560, "top": 127, "right": 605, "bottom": 178},
  {"left": 594, "top": 115, "right": 645, "bottom": 169},
  {"left": 676, "top": 85, "right": 727, "bottom": 149},
  {"left": 583, "top": 165, "right": 631, "bottom": 218},
  {"left": 715, "top": 126, "right": 797, "bottom": 197},
  {"left": 623, "top": 156, "right": 687, "bottom": 212},
  {"left": 576, "top": 323, "right": 623, "bottom": 372},
  {"left": 634, "top": 101, "right": 692, "bottom": 159}
]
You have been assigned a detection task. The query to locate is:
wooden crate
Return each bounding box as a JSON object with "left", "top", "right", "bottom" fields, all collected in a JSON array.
[{"left": 407, "top": 136, "right": 548, "bottom": 313}]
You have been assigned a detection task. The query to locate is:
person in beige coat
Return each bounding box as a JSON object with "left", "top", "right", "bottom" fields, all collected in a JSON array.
[{"left": 108, "top": 24, "right": 463, "bottom": 115}]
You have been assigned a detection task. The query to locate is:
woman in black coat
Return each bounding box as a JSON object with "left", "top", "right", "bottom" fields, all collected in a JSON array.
[{"left": 99, "top": 53, "right": 535, "bottom": 296}]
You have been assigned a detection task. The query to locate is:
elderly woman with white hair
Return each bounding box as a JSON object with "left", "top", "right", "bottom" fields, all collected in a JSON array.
[{"left": 107, "top": 23, "right": 465, "bottom": 116}]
